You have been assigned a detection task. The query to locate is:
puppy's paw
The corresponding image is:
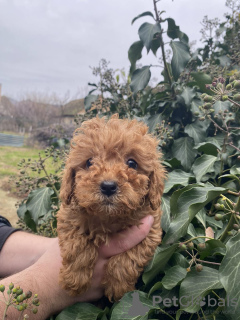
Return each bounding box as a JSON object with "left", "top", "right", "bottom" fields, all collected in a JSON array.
[{"left": 59, "top": 266, "right": 91, "bottom": 296}]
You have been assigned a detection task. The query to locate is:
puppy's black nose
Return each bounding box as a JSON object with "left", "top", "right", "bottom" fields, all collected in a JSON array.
[{"left": 100, "top": 181, "right": 118, "bottom": 197}]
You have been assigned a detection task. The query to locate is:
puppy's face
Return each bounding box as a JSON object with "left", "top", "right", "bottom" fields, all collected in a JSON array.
[{"left": 60, "top": 116, "right": 165, "bottom": 218}]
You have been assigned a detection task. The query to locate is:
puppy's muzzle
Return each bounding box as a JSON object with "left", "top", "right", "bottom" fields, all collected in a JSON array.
[{"left": 100, "top": 181, "right": 118, "bottom": 197}]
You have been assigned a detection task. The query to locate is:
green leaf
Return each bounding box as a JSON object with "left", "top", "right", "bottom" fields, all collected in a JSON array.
[
  {"left": 17, "top": 202, "right": 27, "bottom": 219},
  {"left": 166, "top": 18, "right": 189, "bottom": 43},
  {"left": 161, "top": 195, "right": 171, "bottom": 232},
  {"left": 84, "top": 94, "right": 98, "bottom": 111},
  {"left": 128, "top": 41, "right": 144, "bottom": 74},
  {"left": 143, "top": 244, "right": 179, "bottom": 285},
  {"left": 180, "top": 87, "right": 196, "bottom": 108},
  {"left": 25, "top": 187, "right": 54, "bottom": 225},
  {"left": 194, "top": 140, "right": 221, "bottom": 156},
  {"left": 138, "top": 22, "right": 161, "bottom": 52},
  {"left": 110, "top": 291, "right": 153, "bottom": 319},
  {"left": 166, "top": 18, "right": 180, "bottom": 39},
  {"left": 56, "top": 303, "right": 102, "bottom": 320},
  {"left": 170, "top": 41, "right": 191, "bottom": 81},
  {"left": 191, "top": 98, "right": 202, "bottom": 113},
  {"left": 130, "top": 66, "right": 151, "bottom": 94},
  {"left": 169, "top": 253, "right": 189, "bottom": 269},
  {"left": 206, "top": 215, "right": 223, "bottom": 229},
  {"left": 230, "top": 165, "right": 240, "bottom": 175},
  {"left": 22, "top": 210, "right": 37, "bottom": 232},
  {"left": 184, "top": 120, "right": 208, "bottom": 144},
  {"left": 132, "top": 11, "right": 155, "bottom": 25},
  {"left": 162, "top": 183, "right": 225, "bottom": 245},
  {"left": 148, "top": 281, "right": 162, "bottom": 296},
  {"left": 162, "top": 265, "right": 187, "bottom": 290},
  {"left": 195, "top": 209, "right": 206, "bottom": 228},
  {"left": 187, "top": 223, "right": 205, "bottom": 238},
  {"left": 150, "top": 37, "right": 162, "bottom": 56},
  {"left": 199, "top": 239, "right": 226, "bottom": 260},
  {"left": 191, "top": 72, "right": 212, "bottom": 93},
  {"left": 213, "top": 100, "right": 232, "bottom": 116},
  {"left": 179, "top": 267, "right": 223, "bottom": 313},
  {"left": 192, "top": 155, "right": 218, "bottom": 182},
  {"left": 146, "top": 113, "right": 162, "bottom": 133},
  {"left": 172, "top": 137, "right": 197, "bottom": 171},
  {"left": 164, "top": 169, "right": 194, "bottom": 193},
  {"left": 219, "top": 232, "right": 240, "bottom": 319}
]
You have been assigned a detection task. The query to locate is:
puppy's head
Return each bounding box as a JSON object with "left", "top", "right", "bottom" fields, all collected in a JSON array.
[{"left": 60, "top": 115, "right": 165, "bottom": 218}]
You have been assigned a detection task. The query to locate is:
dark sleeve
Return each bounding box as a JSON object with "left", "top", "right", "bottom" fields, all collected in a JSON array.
[{"left": 0, "top": 216, "right": 21, "bottom": 251}]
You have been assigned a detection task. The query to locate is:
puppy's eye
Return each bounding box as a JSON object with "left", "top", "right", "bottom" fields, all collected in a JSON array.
[
  {"left": 127, "top": 159, "right": 138, "bottom": 170},
  {"left": 86, "top": 158, "right": 93, "bottom": 169}
]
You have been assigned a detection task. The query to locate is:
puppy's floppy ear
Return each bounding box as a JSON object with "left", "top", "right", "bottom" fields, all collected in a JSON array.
[
  {"left": 60, "top": 166, "right": 75, "bottom": 205},
  {"left": 148, "top": 165, "right": 165, "bottom": 211}
]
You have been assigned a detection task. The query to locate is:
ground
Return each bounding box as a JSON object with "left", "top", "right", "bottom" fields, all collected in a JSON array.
[{"left": 0, "top": 178, "right": 19, "bottom": 227}]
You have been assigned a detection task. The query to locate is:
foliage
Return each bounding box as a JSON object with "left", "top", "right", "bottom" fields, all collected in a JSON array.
[
  {"left": 16, "top": 0, "right": 240, "bottom": 319},
  {"left": 0, "top": 282, "right": 40, "bottom": 319},
  {"left": 15, "top": 146, "right": 65, "bottom": 236}
]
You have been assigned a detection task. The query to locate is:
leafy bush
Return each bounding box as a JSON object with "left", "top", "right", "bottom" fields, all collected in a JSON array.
[{"left": 17, "top": 0, "right": 240, "bottom": 319}]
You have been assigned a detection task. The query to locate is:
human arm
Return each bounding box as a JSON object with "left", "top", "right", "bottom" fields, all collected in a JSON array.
[{"left": 0, "top": 215, "right": 154, "bottom": 319}]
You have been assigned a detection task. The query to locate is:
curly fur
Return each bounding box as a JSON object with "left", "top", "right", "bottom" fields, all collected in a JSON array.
[{"left": 57, "top": 115, "right": 166, "bottom": 301}]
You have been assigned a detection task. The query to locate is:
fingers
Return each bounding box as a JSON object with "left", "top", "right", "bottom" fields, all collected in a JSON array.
[{"left": 99, "top": 215, "right": 154, "bottom": 259}]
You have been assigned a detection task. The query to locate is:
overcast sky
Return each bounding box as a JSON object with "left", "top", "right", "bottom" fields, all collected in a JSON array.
[{"left": 0, "top": 0, "right": 228, "bottom": 100}]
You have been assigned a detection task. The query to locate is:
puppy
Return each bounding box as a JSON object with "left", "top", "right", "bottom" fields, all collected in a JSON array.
[{"left": 57, "top": 115, "right": 165, "bottom": 301}]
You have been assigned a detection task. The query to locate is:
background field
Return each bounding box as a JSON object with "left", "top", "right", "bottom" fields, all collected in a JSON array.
[{"left": 0, "top": 145, "right": 59, "bottom": 226}]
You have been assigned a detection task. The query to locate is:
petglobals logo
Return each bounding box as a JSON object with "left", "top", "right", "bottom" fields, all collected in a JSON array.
[{"left": 152, "top": 295, "right": 238, "bottom": 309}]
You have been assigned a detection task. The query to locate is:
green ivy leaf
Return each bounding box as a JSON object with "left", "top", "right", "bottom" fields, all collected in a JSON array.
[
  {"left": 150, "top": 37, "right": 162, "bottom": 56},
  {"left": 179, "top": 267, "right": 223, "bottom": 313},
  {"left": 146, "top": 113, "right": 163, "bottom": 133},
  {"left": 162, "top": 183, "right": 225, "bottom": 245},
  {"left": 164, "top": 169, "right": 194, "bottom": 194},
  {"left": 166, "top": 18, "right": 189, "bottom": 43},
  {"left": 132, "top": 11, "right": 155, "bottom": 25},
  {"left": 162, "top": 265, "right": 187, "bottom": 290},
  {"left": 195, "top": 209, "right": 207, "bottom": 228},
  {"left": 219, "top": 232, "right": 240, "bottom": 319},
  {"left": 191, "top": 72, "right": 212, "bottom": 93},
  {"left": 128, "top": 41, "right": 144, "bottom": 74},
  {"left": 199, "top": 239, "right": 226, "bottom": 260},
  {"left": 194, "top": 140, "right": 221, "bottom": 156},
  {"left": 110, "top": 291, "right": 153, "bottom": 319},
  {"left": 191, "top": 98, "right": 202, "bottom": 113},
  {"left": 143, "top": 244, "right": 179, "bottom": 284},
  {"left": 138, "top": 22, "right": 161, "bottom": 52},
  {"left": 161, "top": 195, "right": 171, "bottom": 232},
  {"left": 56, "top": 303, "right": 103, "bottom": 320},
  {"left": 230, "top": 165, "right": 240, "bottom": 175},
  {"left": 169, "top": 253, "right": 189, "bottom": 269},
  {"left": 172, "top": 137, "right": 197, "bottom": 171},
  {"left": 170, "top": 41, "right": 191, "bottom": 81},
  {"left": 148, "top": 281, "right": 162, "bottom": 296},
  {"left": 130, "top": 66, "right": 151, "bottom": 94},
  {"left": 184, "top": 120, "right": 208, "bottom": 144},
  {"left": 192, "top": 155, "right": 218, "bottom": 182},
  {"left": 213, "top": 100, "right": 232, "bottom": 116},
  {"left": 180, "top": 87, "right": 196, "bottom": 108},
  {"left": 84, "top": 94, "right": 98, "bottom": 111},
  {"left": 25, "top": 187, "right": 54, "bottom": 225},
  {"left": 206, "top": 215, "right": 223, "bottom": 229}
]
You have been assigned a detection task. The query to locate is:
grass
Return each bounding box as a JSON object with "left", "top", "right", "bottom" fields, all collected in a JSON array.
[{"left": 0, "top": 146, "right": 60, "bottom": 178}]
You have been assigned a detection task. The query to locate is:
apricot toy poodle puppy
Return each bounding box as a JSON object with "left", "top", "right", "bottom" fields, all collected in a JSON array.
[{"left": 57, "top": 115, "right": 166, "bottom": 301}]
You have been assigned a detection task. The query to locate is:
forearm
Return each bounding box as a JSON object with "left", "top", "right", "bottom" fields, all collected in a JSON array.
[
  {"left": 0, "top": 231, "right": 55, "bottom": 277},
  {"left": 0, "top": 243, "right": 79, "bottom": 320}
]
